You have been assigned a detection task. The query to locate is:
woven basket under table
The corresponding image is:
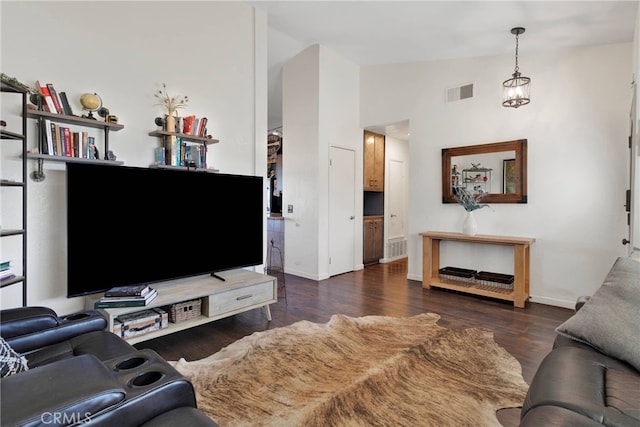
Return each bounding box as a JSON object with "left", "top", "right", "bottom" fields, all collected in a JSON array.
[{"left": 168, "top": 298, "right": 202, "bottom": 323}]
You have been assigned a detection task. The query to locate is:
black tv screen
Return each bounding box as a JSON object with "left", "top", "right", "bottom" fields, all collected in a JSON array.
[{"left": 66, "top": 163, "right": 264, "bottom": 297}]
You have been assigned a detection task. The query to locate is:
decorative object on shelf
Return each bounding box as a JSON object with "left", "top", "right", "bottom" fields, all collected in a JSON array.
[
  {"left": 165, "top": 114, "right": 176, "bottom": 132},
  {"left": 453, "top": 188, "right": 490, "bottom": 236},
  {"left": 0, "top": 73, "right": 33, "bottom": 94},
  {"left": 80, "top": 92, "right": 102, "bottom": 119},
  {"left": 502, "top": 27, "right": 531, "bottom": 108},
  {"left": 168, "top": 298, "right": 202, "bottom": 323},
  {"left": 462, "top": 211, "right": 478, "bottom": 236},
  {"left": 97, "top": 105, "right": 110, "bottom": 120},
  {"left": 154, "top": 84, "right": 189, "bottom": 134},
  {"left": 154, "top": 83, "right": 189, "bottom": 116},
  {"left": 453, "top": 188, "right": 489, "bottom": 212}
]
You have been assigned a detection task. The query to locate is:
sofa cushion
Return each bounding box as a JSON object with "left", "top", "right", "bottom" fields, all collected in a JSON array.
[
  {"left": 0, "top": 336, "right": 28, "bottom": 377},
  {"left": 26, "top": 330, "right": 136, "bottom": 368},
  {"left": 521, "top": 344, "right": 640, "bottom": 426},
  {"left": 520, "top": 405, "right": 607, "bottom": 427},
  {"left": 555, "top": 257, "right": 640, "bottom": 371},
  {"left": 140, "top": 407, "right": 218, "bottom": 427},
  {"left": 1, "top": 354, "right": 125, "bottom": 427}
]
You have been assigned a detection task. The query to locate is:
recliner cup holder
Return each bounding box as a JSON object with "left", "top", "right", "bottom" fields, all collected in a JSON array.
[
  {"left": 115, "top": 357, "right": 148, "bottom": 371},
  {"left": 64, "top": 312, "right": 91, "bottom": 321},
  {"left": 130, "top": 371, "right": 164, "bottom": 387}
]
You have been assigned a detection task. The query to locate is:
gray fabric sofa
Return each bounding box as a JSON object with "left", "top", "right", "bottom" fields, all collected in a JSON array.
[{"left": 520, "top": 257, "right": 640, "bottom": 426}]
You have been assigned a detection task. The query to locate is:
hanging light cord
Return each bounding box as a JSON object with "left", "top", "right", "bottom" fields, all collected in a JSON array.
[{"left": 513, "top": 32, "right": 520, "bottom": 74}]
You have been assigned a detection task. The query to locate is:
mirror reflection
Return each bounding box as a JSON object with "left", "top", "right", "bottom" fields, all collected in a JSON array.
[
  {"left": 451, "top": 151, "right": 515, "bottom": 195},
  {"left": 442, "top": 139, "right": 527, "bottom": 204}
]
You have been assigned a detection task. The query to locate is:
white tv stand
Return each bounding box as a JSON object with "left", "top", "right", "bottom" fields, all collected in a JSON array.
[{"left": 84, "top": 269, "right": 277, "bottom": 344}]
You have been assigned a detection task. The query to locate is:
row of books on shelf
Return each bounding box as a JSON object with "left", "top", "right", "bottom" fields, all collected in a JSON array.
[
  {"left": 1, "top": 260, "right": 15, "bottom": 282},
  {"left": 178, "top": 115, "right": 208, "bottom": 138},
  {"left": 35, "top": 80, "right": 74, "bottom": 115},
  {"left": 39, "top": 120, "right": 98, "bottom": 158},
  {"left": 94, "top": 284, "right": 158, "bottom": 308},
  {"left": 155, "top": 137, "right": 207, "bottom": 168}
]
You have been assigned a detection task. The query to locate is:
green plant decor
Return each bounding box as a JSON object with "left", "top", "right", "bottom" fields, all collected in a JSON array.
[
  {"left": 453, "top": 189, "right": 490, "bottom": 212},
  {"left": 0, "top": 73, "right": 34, "bottom": 93}
]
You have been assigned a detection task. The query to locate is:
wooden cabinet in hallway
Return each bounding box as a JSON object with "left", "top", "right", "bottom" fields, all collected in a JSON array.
[
  {"left": 363, "top": 130, "right": 385, "bottom": 192},
  {"left": 363, "top": 215, "right": 383, "bottom": 265}
]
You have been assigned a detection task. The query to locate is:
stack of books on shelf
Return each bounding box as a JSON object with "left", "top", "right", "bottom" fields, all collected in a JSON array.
[
  {"left": 0, "top": 260, "right": 15, "bottom": 282},
  {"left": 34, "top": 81, "right": 74, "bottom": 115},
  {"left": 156, "top": 138, "right": 207, "bottom": 168},
  {"left": 41, "top": 122, "right": 98, "bottom": 159},
  {"left": 94, "top": 284, "right": 158, "bottom": 309},
  {"left": 181, "top": 115, "right": 208, "bottom": 137}
]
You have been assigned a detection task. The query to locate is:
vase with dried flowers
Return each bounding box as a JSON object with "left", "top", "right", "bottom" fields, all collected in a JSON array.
[
  {"left": 453, "top": 189, "right": 490, "bottom": 236},
  {"left": 154, "top": 84, "right": 189, "bottom": 132}
]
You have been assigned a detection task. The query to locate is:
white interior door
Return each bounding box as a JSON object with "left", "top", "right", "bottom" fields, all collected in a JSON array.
[
  {"left": 629, "top": 88, "right": 639, "bottom": 254},
  {"left": 388, "top": 159, "right": 406, "bottom": 239},
  {"left": 329, "top": 146, "right": 356, "bottom": 276}
]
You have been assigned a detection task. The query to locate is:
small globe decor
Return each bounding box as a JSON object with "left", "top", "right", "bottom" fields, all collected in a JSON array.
[{"left": 80, "top": 92, "right": 102, "bottom": 120}]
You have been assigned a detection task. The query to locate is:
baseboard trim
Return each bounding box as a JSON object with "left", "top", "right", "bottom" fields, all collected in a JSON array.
[
  {"left": 284, "top": 268, "right": 323, "bottom": 281},
  {"left": 528, "top": 295, "right": 575, "bottom": 309}
]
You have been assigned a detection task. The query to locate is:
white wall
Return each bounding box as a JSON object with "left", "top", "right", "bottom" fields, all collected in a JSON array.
[
  {"left": 282, "top": 45, "right": 362, "bottom": 279},
  {"left": 361, "top": 43, "right": 632, "bottom": 308},
  {"left": 0, "top": 2, "right": 268, "bottom": 313},
  {"left": 632, "top": 8, "right": 640, "bottom": 257},
  {"left": 282, "top": 45, "right": 321, "bottom": 279}
]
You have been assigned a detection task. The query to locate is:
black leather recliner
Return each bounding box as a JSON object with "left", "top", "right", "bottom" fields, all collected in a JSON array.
[
  {"left": 519, "top": 257, "right": 640, "bottom": 427},
  {"left": 0, "top": 306, "right": 217, "bottom": 427}
]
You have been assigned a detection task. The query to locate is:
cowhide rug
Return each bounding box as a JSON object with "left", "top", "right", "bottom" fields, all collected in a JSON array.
[{"left": 171, "top": 313, "right": 528, "bottom": 426}]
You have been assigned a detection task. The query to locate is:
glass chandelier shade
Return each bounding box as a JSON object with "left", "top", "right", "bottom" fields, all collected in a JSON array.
[{"left": 502, "top": 27, "right": 531, "bottom": 108}]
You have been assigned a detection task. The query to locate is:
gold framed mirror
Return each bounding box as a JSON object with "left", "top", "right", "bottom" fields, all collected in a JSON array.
[{"left": 442, "top": 139, "right": 527, "bottom": 204}]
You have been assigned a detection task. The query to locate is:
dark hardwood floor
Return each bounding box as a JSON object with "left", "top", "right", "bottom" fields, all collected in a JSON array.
[{"left": 135, "top": 258, "right": 573, "bottom": 426}]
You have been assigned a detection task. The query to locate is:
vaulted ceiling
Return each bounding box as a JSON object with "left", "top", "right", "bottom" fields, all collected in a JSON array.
[{"left": 248, "top": 1, "right": 638, "bottom": 139}]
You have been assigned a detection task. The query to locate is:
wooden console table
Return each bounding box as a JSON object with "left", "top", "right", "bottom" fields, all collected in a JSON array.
[{"left": 420, "top": 231, "right": 535, "bottom": 308}]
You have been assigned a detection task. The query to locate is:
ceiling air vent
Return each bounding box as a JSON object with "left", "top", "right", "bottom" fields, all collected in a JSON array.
[{"left": 446, "top": 83, "right": 474, "bottom": 103}]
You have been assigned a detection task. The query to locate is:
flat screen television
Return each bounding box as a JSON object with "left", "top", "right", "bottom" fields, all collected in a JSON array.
[{"left": 66, "top": 163, "right": 264, "bottom": 297}]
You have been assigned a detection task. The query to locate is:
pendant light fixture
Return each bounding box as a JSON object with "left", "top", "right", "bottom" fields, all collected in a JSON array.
[{"left": 502, "top": 27, "right": 531, "bottom": 108}]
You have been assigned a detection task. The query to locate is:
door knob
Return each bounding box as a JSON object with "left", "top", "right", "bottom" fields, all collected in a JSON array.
[
  {"left": 622, "top": 238, "right": 630, "bottom": 245},
  {"left": 350, "top": 216, "right": 355, "bottom": 220}
]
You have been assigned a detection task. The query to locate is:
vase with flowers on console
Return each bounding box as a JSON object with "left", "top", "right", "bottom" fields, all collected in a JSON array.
[{"left": 453, "top": 189, "right": 490, "bottom": 236}]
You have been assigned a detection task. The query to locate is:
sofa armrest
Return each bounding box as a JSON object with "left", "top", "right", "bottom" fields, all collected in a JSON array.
[
  {"left": 1, "top": 354, "right": 125, "bottom": 427},
  {"left": 0, "top": 306, "right": 60, "bottom": 338},
  {"left": 3, "top": 309, "right": 107, "bottom": 354},
  {"left": 575, "top": 296, "right": 590, "bottom": 312}
]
